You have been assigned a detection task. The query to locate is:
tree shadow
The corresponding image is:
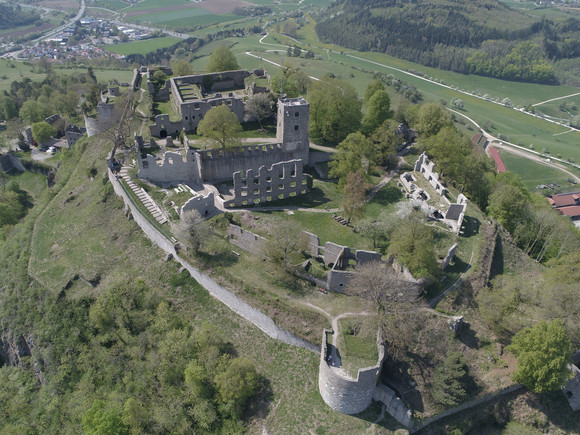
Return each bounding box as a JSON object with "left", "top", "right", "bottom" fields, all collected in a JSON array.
[
  {"left": 245, "top": 375, "right": 273, "bottom": 421},
  {"left": 197, "top": 250, "right": 240, "bottom": 268},
  {"left": 489, "top": 235, "right": 504, "bottom": 282},
  {"left": 457, "top": 322, "right": 480, "bottom": 350},
  {"left": 461, "top": 215, "right": 480, "bottom": 238},
  {"left": 381, "top": 355, "right": 428, "bottom": 413}
]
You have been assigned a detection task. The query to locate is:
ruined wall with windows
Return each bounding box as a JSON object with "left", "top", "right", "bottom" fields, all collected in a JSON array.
[{"left": 224, "top": 159, "right": 308, "bottom": 207}]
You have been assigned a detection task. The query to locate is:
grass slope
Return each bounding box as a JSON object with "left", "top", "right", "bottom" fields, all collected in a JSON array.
[
  {"left": 106, "top": 36, "right": 181, "bottom": 55},
  {"left": 20, "top": 133, "right": 399, "bottom": 433}
]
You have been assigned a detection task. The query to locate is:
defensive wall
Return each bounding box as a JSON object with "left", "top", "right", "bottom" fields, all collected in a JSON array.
[
  {"left": 318, "top": 330, "right": 385, "bottom": 415},
  {"left": 227, "top": 224, "right": 266, "bottom": 256}
]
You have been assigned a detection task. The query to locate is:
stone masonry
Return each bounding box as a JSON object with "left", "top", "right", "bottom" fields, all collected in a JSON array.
[{"left": 318, "top": 330, "right": 385, "bottom": 415}]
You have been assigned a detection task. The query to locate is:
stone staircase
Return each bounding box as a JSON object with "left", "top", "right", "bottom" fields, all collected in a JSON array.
[{"left": 120, "top": 166, "right": 168, "bottom": 224}]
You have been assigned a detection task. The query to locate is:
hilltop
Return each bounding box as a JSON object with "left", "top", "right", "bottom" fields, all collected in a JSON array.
[{"left": 315, "top": 0, "right": 580, "bottom": 84}]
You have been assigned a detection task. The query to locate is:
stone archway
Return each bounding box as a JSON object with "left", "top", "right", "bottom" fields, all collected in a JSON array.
[{"left": 159, "top": 129, "right": 168, "bottom": 138}]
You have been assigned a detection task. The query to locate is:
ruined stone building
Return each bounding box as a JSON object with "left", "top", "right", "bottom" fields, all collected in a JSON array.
[
  {"left": 148, "top": 69, "right": 268, "bottom": 138},
  {"left": 137, "top": 97, "right": 311, "bottom": 211}
]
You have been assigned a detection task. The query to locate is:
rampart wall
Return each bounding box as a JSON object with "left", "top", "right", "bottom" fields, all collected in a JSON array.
[
  {"left": 318, "top": 330, "right": 385, "bottom": 415},
  {"left": 227, "top": 224, "right": 266, "bottom": 256}
]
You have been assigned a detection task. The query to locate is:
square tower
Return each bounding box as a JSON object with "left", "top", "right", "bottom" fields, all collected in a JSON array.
[{"left": 276, "top": 97, "right": 310, "bottom": 165}]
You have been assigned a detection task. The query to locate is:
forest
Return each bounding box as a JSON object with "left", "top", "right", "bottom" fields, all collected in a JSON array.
[
  {"left": 315, "top": 0, "right": 580, "bottom": 84},
  {"left": 0, "top": 3, "right": 40, "bottom": 30}
]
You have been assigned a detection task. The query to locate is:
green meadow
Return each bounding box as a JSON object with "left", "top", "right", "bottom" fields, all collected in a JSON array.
[
  {"left": 499, "top": 150, "right": 579, "bottom": 192},
  {"left": 106, "top": 37, "right": 181, "bottom": 55}
]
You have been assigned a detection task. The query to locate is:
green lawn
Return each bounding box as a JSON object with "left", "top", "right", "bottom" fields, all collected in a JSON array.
[
  {"left": 499, "top": 149, "right": 579, "bottom": 192},
  {"left": 106, "top": 37, "right": 181, "bottom": 55},
  {"left": 0, "top": 60, "right": 45, "bottom": 91}
]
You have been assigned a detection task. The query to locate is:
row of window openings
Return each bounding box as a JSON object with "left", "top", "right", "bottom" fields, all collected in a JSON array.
[
  {"left": 241, "top": 182, "right": 299, "bottom": 195},
  {"left": 240, "top": 172, "right": 297, "bottom": 186}
]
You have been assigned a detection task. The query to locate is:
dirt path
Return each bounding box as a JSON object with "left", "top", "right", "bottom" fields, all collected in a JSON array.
[{"left": 532, "top": 92, "right": 580, "bottom": 107}]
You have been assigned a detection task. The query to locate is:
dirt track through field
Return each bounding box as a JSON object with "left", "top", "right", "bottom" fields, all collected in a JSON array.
[{"left": 126, "top": 0, "right": 251, "bottom": 16}]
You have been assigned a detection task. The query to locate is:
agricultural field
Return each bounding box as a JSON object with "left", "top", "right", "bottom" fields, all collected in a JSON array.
[
  {"left": 87, "top": 0, "right": 128, "bottom": 11},
  {"left": 499, "top": 150, "right": 578, "bottom": 193},
  {"left": 122, "top": 0, "right": 245, "bottom": 29},
  {"left": 106, "top": 36, "right": 181, "bottom": 55}
]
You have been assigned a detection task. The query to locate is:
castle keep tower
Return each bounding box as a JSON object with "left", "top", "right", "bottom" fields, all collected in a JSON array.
[{"left": 276, "top": 97, "right": 310, "bottom": 166}]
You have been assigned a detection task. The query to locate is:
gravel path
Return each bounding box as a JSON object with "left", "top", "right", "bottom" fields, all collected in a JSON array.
[{"left": 173, "top": 252, "right": 319, "bottom": 354}]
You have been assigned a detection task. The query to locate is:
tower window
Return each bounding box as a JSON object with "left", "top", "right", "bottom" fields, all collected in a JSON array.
[
  {"left": 295, "top": 111, "right": 299, "bottom": 117},
  {"left": 294, "top": 125, "right": 299, "bottom": 131}
]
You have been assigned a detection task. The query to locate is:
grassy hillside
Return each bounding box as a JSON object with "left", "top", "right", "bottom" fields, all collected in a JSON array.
[{"left": 0, "top": 134, "right": 398, "bottom": 433}]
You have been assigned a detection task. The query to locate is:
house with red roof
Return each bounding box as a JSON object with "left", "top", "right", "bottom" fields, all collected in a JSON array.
[{"left": 547, "top": 192, "right": 580, "bottom": 227}]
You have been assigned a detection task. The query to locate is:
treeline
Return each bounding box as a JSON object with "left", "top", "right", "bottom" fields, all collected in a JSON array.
[
  {"left": 0, "top": 4, "right": 40, "bottom": 29},
  {"left": 316, "top": 0, "right": 580, "bottom": 83}
]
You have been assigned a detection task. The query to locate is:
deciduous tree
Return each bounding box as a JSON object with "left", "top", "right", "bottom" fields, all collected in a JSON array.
[
  {"left": 206, "top": 46, "right": 240, "bottom": 72},
  {"left": 173, "top": 210, "right": 212, "bottom": 252},
  {"left": 309, "top": 77, "right": 362, "bottom": 144},
  {"left": 245, "top": 92, "right": 275, "bottom": 128},
  {"left": 197, "top": 105, "right": 242, "bottom": 149},
  {"left": 388, "top": 213, "right": 438, "bottom": 278},
  {"left": 341, "top": 169, "right": 369, "bottom": 221},
  {"left": 508, "top": 320, "right": 572, "bottom": 393},
  {"left": 347, "top": 261, "right": 424, "bottom": 359},
  {"left": 362, "top": 89, "right": 393, "bottom": 135},
  {"left": 30, "top": 121, "right": 55, "bottom": 145}
]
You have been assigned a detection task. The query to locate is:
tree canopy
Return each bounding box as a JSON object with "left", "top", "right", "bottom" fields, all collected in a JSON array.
[
  {"left": 388, "top": 214, "right": 438, "bottom": 278},
  {"left": 31, "top": 121, "right": 56, "bottom": 145},
  {"left": 361, "top": 89, "right": 393, "bottom": 135},
  {"left": 309, "top": 77, "right": 362, "bottom": 144},
  {"left": 508, "top": 320, "right": 572, "bottom": 393},
  {"left": 196, "top": 105, "right": 242, "bottom": 149},
  {"left": 206, "top": 46, "right": 240, "bottom": 72}
]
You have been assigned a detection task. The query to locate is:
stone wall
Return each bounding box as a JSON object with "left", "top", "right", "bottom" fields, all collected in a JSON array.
[
  {"left": 225, "top": 159, "right": 308, "bottom": 207},
  {"left": 443, "top": 194, "right": 468, "bottom": 234},
  {"left": 327, "top": 270, "right": 353, "bottom": 293},
  {"left": 149, "top": 114, "right": 184, "bottom": 138},
  {"left": 414, "top": 152, "right": 447, "bottom": 196},
  {"left": 303, "top": 231, "right": 320, "bottom": 256},
  {"left": 355, "top": 250, "right": 382, "bottom": 264},
  {"left": 131, "top": 68, "right": 142, "bottom": 90},
  {"left": 181, "top": 190, "right": 216, "bottom": 217},
  {"left": 198, "top": 143, "right": 307, "bottom": 184},
  {"left": 138, "top": 146, "right": 202, "bottom": 185},
  {"left": 318, "top": 330, "right": 385, "bottom": 415},
  {"left": 323, "top": 242, "right": 349, "bottom": 267},
  {"left": 64, "top": 124, "right": 86, "bottom": 148},
  {"left": 373, "top": 384, "right": 413, "bottom": 429},
  {"left": 178, "top": 94, "right": 245, "bottom": 132},
  {"left": 276, "top": 97, "right": 310, "bottom": 166},
  {"left": 85, "top": 101, "right": 114, "bottom": 137},
  {"left": 227, "top": 224, "right": 266, "bottom": 256}
]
